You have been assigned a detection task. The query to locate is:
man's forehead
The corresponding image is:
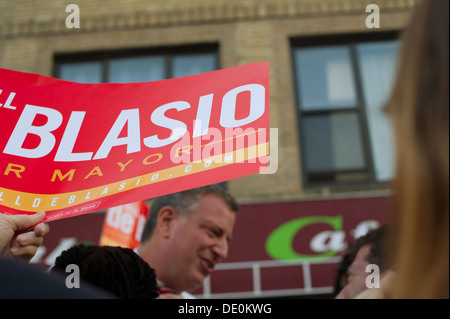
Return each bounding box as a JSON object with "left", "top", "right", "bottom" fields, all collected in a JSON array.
[
  {"left": 194, "top": 194, "right": 235, "bottom": 212},
  {"left": 191, "top": 195, "right": 235, "bottom": 222},
  {"left": 193, "top": 206, "right": 236, "bottom": 226}
]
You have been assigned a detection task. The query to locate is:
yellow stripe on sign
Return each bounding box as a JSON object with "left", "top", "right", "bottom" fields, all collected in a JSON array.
[{"left": 0, "top": 143, "right": 268, "bottom": 212}]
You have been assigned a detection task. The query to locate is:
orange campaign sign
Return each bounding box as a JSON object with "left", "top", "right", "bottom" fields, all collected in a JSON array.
[
  {"left": 0, "top": 62, "right": 270, "bottom": 222},
  {"left": 99, "top": 201, "right": 149, "bottom": 249}
]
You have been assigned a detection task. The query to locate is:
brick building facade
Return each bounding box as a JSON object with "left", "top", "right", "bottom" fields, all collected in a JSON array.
[{"left": 0, "top": 0, "right": 418, "bottom": 202}]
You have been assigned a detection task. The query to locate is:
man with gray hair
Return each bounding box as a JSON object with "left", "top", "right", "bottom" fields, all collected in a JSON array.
[{"left": 137, "top": 184, "right": 239, "bottom": 298}]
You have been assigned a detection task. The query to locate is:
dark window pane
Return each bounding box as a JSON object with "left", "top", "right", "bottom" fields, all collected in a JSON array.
[
  {"left": 172, "top": 53, "right": 216, "bottom": 78},
  {"left": 108, "top": 56, "right": 166, "bottom": 83},
  {"left": 294, "top": 46, "right": 357, "bottom": 110},
  {"left": 59, "top": 61, "right": 102, "bottom": 83},
  {"left": 302, "top": 113, "right": 365, "bottom": 173}
]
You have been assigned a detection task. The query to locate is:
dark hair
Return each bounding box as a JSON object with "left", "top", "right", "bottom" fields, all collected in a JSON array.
[
  {"left": 140, "top": 184, "right": 239, "bottom": 243},
  {"left": 51, "top": 244, "right": 159, "bottom": 299},
  {"left": 348, "top": 224, "right": 390, "bottom": 272},
  {"left": 333, "top": 250, "right": 353, "bottom": 296}
]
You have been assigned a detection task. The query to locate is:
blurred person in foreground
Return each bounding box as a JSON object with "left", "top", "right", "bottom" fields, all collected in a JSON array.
[
  {"left": 0, "top": 212, "right": 111, "bottom": 298},
  {"left": 137, "top": 184, "right": 239, "bottom": 298},
  {"left": 357, "top": 0, "right": 448, "bottom": 299},
  {"left": 51, "top": 244, "right": 159, "bottom": 299}
]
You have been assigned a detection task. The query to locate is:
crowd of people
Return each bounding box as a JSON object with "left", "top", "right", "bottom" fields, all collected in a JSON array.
[{"left": 0, "top": 0, "right": 448, "bottom": 299}]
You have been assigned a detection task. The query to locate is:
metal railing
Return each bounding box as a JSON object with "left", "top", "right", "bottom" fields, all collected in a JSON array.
[{"left": 196, "top": 256, "right": 342, "bottom": 299}]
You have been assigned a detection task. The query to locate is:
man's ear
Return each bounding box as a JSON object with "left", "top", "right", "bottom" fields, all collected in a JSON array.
[{"left": 156, "top": 206, "right": 179, "bottom": 238}]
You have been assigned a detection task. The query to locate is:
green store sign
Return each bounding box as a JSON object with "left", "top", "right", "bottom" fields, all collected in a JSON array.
[{"left": 265, "top": 216, "right": 343, "bottom": 262}]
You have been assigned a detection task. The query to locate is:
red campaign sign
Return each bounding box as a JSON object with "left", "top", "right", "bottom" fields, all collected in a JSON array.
[{"left": 0, "top": 62, "right": 270, "bottom": 222}]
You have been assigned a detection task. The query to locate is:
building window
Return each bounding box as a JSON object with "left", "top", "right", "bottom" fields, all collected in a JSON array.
[
  {"left": 292, "top": 34, "right": 399, "bottom": 187},
  {"left": 54, "top": 45, "right": 218, "bottom": 83}
]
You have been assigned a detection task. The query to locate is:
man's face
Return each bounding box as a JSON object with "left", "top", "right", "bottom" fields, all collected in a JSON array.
[
  {"left": 335, "top": 245, "right": 371, "bottom": 299},
  {"left": 166, "top": 194, "right": 236, "bottom": 293}
]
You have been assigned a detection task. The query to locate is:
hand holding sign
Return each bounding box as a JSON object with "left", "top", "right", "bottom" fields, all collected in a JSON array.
[
  {"left": 0, "top": 211, "right": 49, "bottom": 262},
  {"left": 0, "top": 62, "right": 270, "bottom": 222}
]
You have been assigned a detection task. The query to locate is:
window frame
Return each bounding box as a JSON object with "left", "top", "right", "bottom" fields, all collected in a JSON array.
[
  {"left": 53, "top": 43, "right": 219, "bottom": 82},
  {"left": 291, "top": 31, "right": 399, "bottom": 189}
]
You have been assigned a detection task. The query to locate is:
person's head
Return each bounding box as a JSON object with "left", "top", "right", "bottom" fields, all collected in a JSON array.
[
  {"left": 139, "top": 184, "right": 239, "bottom": 293},
  {"left": 51, "top": 244, "right": 159, "bottom": 299},
  {"left": 386, "top": 0, "right": 448, "bottom": 298},
  {"left": 335, "top": 225, "right": 389, "bottom": 299}
]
